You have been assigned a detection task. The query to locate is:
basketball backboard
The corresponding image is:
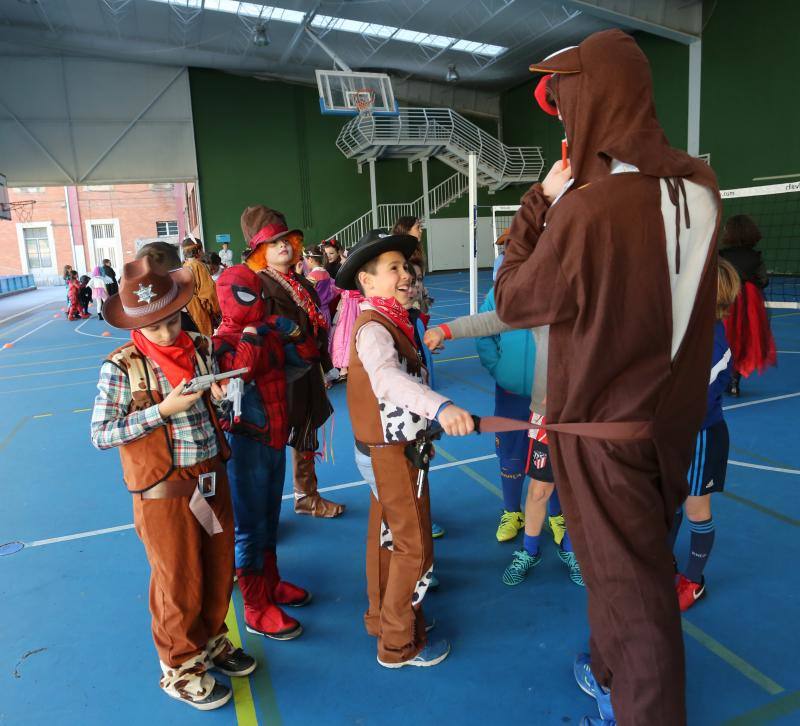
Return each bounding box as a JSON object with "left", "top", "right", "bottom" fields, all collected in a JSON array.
[
  {"left": 316, "top": 70, "right": 398, "bottom": 116},
  {"left": 0, "top": 174, "right": 10, "bottom": 221}
]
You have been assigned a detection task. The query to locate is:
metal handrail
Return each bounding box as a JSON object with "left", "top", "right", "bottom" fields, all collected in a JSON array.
[{"left": 326, "top": 171, "right": 469, "bottom": 248}]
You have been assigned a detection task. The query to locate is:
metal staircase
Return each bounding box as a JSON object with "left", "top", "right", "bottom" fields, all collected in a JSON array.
[
  {"left": 328, "top": 107, "right": 543, "bottom": 246},
  {"left": 336, "top": 107, "right": 544, "bottom": 190}
]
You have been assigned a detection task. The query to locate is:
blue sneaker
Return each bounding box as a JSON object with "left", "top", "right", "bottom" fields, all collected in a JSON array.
[
  {"left": 377, "top": 638, "right": 451, "bottom": 668},
  {"left": 574, "top": 653, "right": 615, "bottom": 721},
  {"left": 502, "top": 549, "right": 542, "bottom": 586},
  {"left": 558, "top": 547, "right": 585, "bottom": 587},
  {"left": 431, "top": 522, "right": 446, "bottom": 539}
]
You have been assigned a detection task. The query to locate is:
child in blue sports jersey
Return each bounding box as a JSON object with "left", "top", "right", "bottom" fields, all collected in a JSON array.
[{"left": 670, "top": 258, "right": 741, "bottom": 610}]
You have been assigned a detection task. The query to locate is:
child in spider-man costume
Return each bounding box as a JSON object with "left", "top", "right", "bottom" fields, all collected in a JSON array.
[{"left": 213, "top": 264, "right": 316, "bottom": 640}]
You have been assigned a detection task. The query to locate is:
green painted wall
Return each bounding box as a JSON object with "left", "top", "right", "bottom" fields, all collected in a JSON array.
[
  {"left": 499, "top": 32, "right": 690, "bottom": 172},
  {"left": 189, "top": 68, "right": 527, "bottom": 253},
  {"left": 700, "top": 0, "right": 800, "bottom": 189}
]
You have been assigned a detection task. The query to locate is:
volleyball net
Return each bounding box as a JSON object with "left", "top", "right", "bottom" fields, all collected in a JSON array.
[{"left": 492, "top": 180, "right": 800, "bottom": 309}]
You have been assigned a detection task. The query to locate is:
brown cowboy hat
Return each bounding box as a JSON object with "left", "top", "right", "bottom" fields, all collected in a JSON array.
[{"left": 103, "top": 256, "right": 194, "bottom": 330}]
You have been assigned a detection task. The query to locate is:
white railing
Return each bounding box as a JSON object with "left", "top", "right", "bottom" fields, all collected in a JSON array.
[
  {"left": 336, "top": 107, "right": 544, "bottom": 188},
  {"left": 326, "top": 171, "right": 469, "bottom": 248}
]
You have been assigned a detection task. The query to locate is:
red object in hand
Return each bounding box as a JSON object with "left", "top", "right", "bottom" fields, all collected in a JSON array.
[{"left": 562, "top": 138, "right": 568, "bottom": 167}]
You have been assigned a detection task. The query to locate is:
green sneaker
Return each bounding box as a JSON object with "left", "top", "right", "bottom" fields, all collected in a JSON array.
[
  {"left": 502, "top": 549, "right": 542, "bottom": 586},
  {"left": 557, "top": 548, "right": 585, "bottom": 587},
  {"left": 496, "top": 510, "right": 525, "bottom": 542},
  {"left": 547, "top": 514, "right": 566, "bottom": 546}
]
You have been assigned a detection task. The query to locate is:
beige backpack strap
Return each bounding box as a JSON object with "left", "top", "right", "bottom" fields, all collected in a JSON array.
[{"left": 108, "top": 343, "right": 161, "bottom": 398}]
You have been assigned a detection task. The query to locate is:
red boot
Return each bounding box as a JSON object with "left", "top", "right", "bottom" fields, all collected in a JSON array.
[
  {"left": 236, "top": 569, "right": 303, "bottom": 640},
  {"left": 263, "top": 551, "right": 312, "bottom": 607}
]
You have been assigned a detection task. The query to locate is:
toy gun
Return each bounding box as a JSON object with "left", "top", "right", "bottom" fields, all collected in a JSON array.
[
  {"left": 182, "top": 367, "right": 249, "bottom": 394},
  {"left": 224, "top": 376, "right": 244, "bottom": 423},
  {"left": 406, "top": 415, "right": 536, "bottom": 498}
]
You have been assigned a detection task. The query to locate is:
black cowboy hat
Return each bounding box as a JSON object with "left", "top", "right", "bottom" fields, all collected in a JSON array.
[{"left": 335, "top": 229, "right": 418, "bottom": 290}]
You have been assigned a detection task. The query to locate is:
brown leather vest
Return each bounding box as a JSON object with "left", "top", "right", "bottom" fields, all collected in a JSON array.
[
  {"left": 346, "top": 310, "right": 426, "bottom": 445},
  {"left": 106, "top": 333, "right": 231, "bottom": 493}
]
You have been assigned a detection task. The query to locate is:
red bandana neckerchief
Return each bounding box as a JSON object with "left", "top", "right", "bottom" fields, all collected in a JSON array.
[
  {"left": 261, "top": 266, "right": 328, "bottom": 335},
  {"left": 366, "top": 296, "right": 415, "bottom": 346},
  {"left": 131, "top": 329, "right": 196, "bottom": 389}
]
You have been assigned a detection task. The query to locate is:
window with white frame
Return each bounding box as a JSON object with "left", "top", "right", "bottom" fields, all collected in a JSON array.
[
  {"left": 156, "top": 220, "right": 179, "bottom": 236},
  {"left": 22, "top": 226, "right": 52, "bottom": 269},
  {"left": 12, "top": 187, "right": 45, "bottom": 194}
]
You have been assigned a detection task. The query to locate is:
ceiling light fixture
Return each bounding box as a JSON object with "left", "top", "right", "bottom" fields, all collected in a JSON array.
[
  {"left": 253, "top": 23, "right": 270, "bottom": 47},
  {"left": 446, "top": 64, "right": 459, "bottom": 83}
]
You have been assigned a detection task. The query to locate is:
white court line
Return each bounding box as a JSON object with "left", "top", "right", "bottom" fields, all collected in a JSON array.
[
  {"left": 74, "top": 317, "right": 127, "bottom": 341},
  {"left": 18, "top": 449, "right": 800, "bottom": 550},
  {"left": 1, "top": 318, "right": 54, "bottom": 350},
  {"left": 27, "top": 523, "right": 135, "bottom": 548},
  {"left": 0, "top": 298, "right": 59, "bottom": 326},
  {"left": 21, "top": 454, "right": 497, "bottom": 549},
  {"left": 728, "top": 460, "right": 800, "bottom": 476},
  {"left": 723, "top": 391, "right": 800, "bottom": 411},
  {"left": 777, "top": 350, "right": 800, "bottom": 354}
]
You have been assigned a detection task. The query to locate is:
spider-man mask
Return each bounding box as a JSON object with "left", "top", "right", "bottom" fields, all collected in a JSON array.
[{"left": 216, "top": 264, "right": 266, "bottom": 330}]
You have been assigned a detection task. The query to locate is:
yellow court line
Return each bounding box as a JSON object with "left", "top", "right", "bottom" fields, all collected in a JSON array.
[
  {"left": 681, "top": 618, "right": 785, "bottom": 695},
  {"left": 224, "top": 600, "right": 259, "bottom": 726},
  {"left": 32, "top": 413, "right": 53, "bottom": 419}
]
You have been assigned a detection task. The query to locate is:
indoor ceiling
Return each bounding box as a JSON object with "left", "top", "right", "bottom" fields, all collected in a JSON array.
[{"left": 0, "top": 0, "right": 703, "bottom": 93}]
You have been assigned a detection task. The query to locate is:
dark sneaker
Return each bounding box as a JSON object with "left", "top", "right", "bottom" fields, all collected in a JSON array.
[
  {"left": 166, "top": 682, "right": 232, "bottom": 711},
  {"left": 212, "top": 647, "right": 257, "bottom": 677}
]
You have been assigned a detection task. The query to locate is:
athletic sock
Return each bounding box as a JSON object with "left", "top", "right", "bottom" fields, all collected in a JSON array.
[
  {"left": 523, "top": 534, "right": 540, "bottom": 557},
  {"left": 561, "top": 530, "right": 574, "bottom": 553},
  {"left": 500, "top": 470, "right": 524, "bottom": 512},
  {"left": 548, "top": 487, "right": 562, "bottom": 516},
  {"left": 668, "top": 507, "right": 684, "bottom": 550},
  {"left": 684, "top": 517, "right": 715, "bottom": 583}
]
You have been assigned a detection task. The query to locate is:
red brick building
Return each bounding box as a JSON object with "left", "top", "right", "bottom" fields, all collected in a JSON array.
[{"left": 0, "top": 183, "right": 199, "bottom": 285}]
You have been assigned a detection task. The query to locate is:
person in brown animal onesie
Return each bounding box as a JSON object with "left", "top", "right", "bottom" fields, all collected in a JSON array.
[{"left": 494, "top": 30, "right": 720, "bottom": 725}]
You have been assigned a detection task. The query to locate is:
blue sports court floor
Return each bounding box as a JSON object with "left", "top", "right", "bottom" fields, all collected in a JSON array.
[{"left": 1, "top": 271, "right": 798, "bottom": 725}]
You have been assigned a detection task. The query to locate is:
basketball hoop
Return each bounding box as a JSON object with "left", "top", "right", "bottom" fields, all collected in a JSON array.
[
  {"left": 9, "top": 200, "right": 36, "bottom": 223},
  {"left": 353, "top": 89, "right": 376, "bottom": 116}
]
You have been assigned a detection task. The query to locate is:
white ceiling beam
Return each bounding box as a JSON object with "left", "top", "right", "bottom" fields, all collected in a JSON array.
[{"left": 565, "top": 1, "right": 700, "bottom": 44}]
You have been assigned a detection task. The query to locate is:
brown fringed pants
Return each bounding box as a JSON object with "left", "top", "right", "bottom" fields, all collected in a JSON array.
[
  {"left": 552, "top": 434, "right": 689, "bottom": 726},
  {"left": 364, "top": 446, "right": 434, "bottom": 664}
]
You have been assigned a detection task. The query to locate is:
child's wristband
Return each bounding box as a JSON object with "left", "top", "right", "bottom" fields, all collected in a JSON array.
[{"left": 440, "top": 323, "right": 453, "bottom": 340}]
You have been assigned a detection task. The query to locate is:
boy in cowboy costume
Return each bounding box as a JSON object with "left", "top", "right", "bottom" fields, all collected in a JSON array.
[
  {"left": 242, "top": 205, "right": 344, "bottom": 518},
  {"left": 91, "top": 257, "right": 256, "bottom": 711},
  {"left": 336, "top": 229, "right": 474, "bottom": 668}
]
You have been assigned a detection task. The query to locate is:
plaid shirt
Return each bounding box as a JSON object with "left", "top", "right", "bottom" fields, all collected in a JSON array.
[{"left": 91, "top": 358, "right": 219, "bottom": 466}]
